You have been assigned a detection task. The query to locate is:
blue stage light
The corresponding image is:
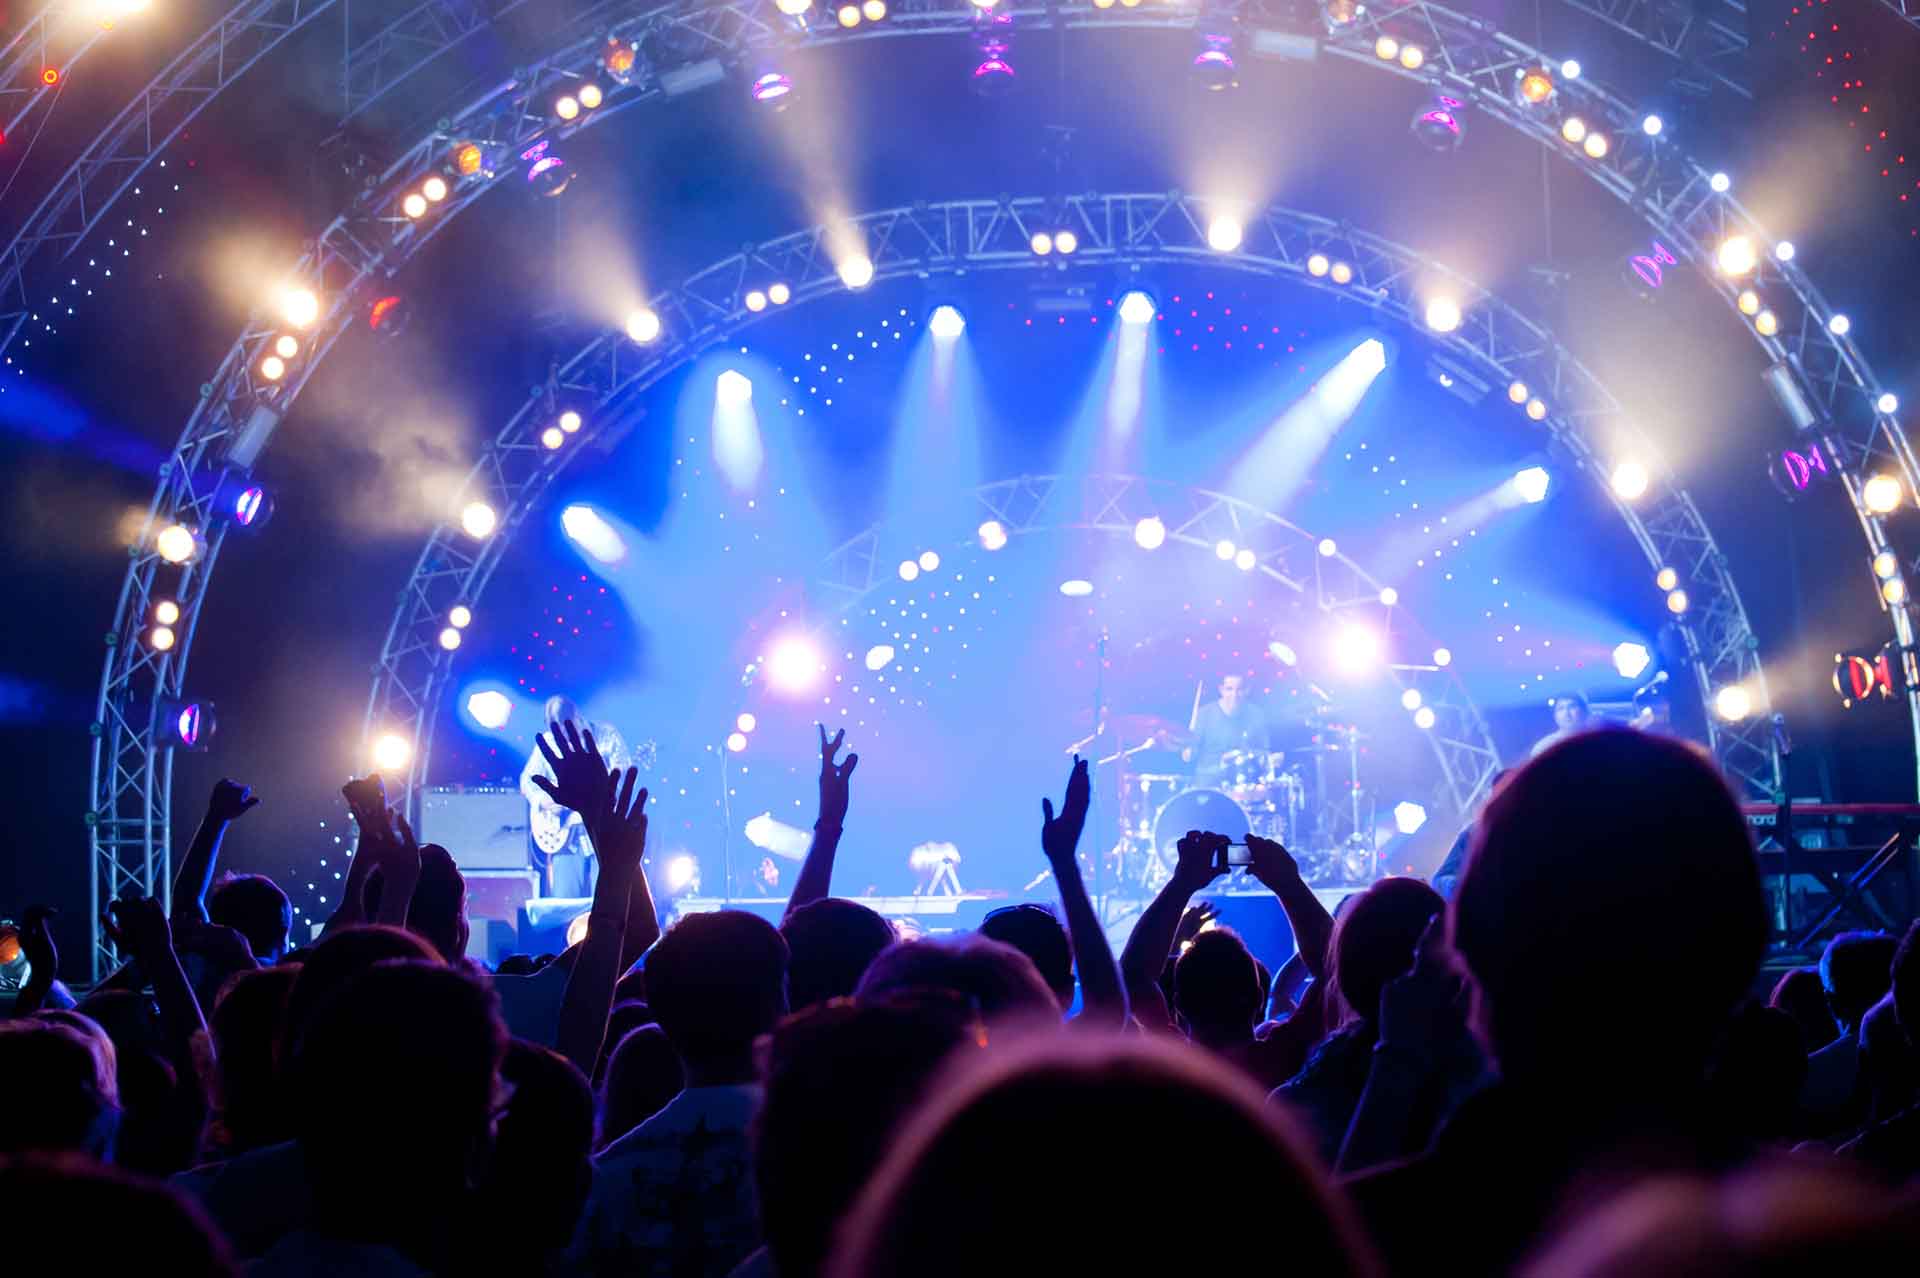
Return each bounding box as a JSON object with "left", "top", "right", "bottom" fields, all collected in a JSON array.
[{"left": 561, "top": 504, "right": 628, "bottom": 565}]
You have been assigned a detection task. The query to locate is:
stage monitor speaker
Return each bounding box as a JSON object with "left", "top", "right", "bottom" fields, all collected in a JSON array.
[{"left": 419, "top": 787, "right": 528, "bottom": 870}]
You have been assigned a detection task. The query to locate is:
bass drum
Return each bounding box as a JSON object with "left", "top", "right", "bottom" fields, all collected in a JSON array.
[{"left": 1151, "top": 787, "right": 1250, "bottom": 883}]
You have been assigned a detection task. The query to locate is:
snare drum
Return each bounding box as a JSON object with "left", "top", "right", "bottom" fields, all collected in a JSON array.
[{"left": 1151, "top": 787, "right": 1251, "bottom": 879}]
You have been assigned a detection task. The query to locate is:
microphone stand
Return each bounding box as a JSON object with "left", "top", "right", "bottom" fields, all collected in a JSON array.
[{"left": 1090, "top": 627, "right": 1109, "bottom": 916}]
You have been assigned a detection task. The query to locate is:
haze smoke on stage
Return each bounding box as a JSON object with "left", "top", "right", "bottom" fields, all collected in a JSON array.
[
  {"left": 1223, "top": 337, "right": 1386, "bottom": 508},
  {"left": 712, "top": 370, "right": 764, "bottom": 491}
]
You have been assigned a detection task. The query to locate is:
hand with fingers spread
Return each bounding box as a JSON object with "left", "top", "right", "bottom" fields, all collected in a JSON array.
[
  {"left": 206, "top": 778, "right": 260, "bottom": 824},
  {"left": 1172, "top": 830, "right": 1231, "bottom": 893},
  {"left": 1175, "top": 899, "right": 1220, "bottom": 949},
  {"left": 1041, "top": 755, "right": 1092, "bottom": 867},
  {"left": 590, "top": 767, "right": 650, "bottom": 878},
  {"left": 533, "top": 720, "right": 613, "bottom": 819},
  {"left": 816, "top": 724, "right": 858, "bottom": 831}
]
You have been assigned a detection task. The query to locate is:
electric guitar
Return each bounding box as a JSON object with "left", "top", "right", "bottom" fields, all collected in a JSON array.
[{"left": 529, "top": 736, "right": 657, "bottom": 857}]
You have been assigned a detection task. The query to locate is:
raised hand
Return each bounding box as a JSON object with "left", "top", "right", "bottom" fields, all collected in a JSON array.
[
  {"left": 104, "top": 894, "right": 174, "bottom": 964},
  {"left": 342, "top": 774, "right": 391, "bottom": 840},
  {"left": 1244, "top": 834, "right": 1300, "bottom": 888},
  {"left": 174, "top": 917, "right": 259, "bottom": 972},
  {"left": 371, "top": 808, "right": 424, "bottom": 926},
  {"left": 1174, "top": 899, "right": 1220, "bottom": 948},
  {"left": 816, "top": 724, "right": 858, "bottom": 829},
  {"left": 1172, "top": 830, "right": 1230, "bottom": 892},
  {"left": 1041, "top": 755, "right": 1091, "bottom": 865},
  {"left": 592, "top": 768, "right": 649, "bottom": 877},
  {"left": 207, "top": 778, "right": 260, "bottom": 823},
  {"left": 20, "top": 905, "right": 57, "bottom": 981},
  {"left": 533, "top": 719, "right": 612, "bottom": 818}
]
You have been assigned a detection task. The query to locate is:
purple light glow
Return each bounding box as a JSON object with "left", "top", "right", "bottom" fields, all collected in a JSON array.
[
  {"left": 1629, "top": 240, "right": 1679, "bottom": 290},
  {"left": 973, "top": 57, "right": 1014, "bottom": 82},
  {"left": 177, "top": 704, "right": 202, "bottom": 747},
  {"left": 1193, "top": 49, "right": 1235, "bottom": 71},
  {"left": 751, "top": 72, "right": 792, "bottom": 102},
  {"left": 1419, "top": 109, "right": 1459, "bottom": 135},
  {"left": 234, "top": 485, "right": 267, "bottom": 526},
  {"left": 526, "top": 155, "right": 564, "bottom": 181}
]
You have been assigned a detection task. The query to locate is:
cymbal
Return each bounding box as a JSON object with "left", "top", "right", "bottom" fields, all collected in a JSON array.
[{"left": 1072, "top": 710, "right": 1196, "bottom": 747}]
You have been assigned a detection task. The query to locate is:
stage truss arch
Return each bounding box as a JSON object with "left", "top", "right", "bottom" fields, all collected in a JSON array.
[
  {"left": 89, "top": 2, "right": 1920, "bottom": 971},
  {"left": 816, "top": 472, "right": 1503, "bottom": 826}
]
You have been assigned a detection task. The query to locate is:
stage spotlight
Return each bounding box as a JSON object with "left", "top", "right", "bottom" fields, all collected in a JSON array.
[
  {"left": 625, "top": 308, "right": 662, "bottom": 344},
  {"left": 555, "top": 95, "right": 580, "bottom": 121},
  {"left": 230, "top": 484, "right": 272, "bottom": 528},
  {"left": 1611, "top": 461, "right": 1650, "bottom": 500},
  {"left": 767, "top": 634, "right": 823, "bottom": 694},
  {"left": 898, "top": 558, "right": 921, "bottom": 583},
  {"left": 1583, "top": 131, "right": 1609, "bottom": 159},
  {"left": 1329, "top": 261, "right": 1353, "bottom": 285},
  {"left": 745, "top": 290, "right": 768, "bottom": 312},
  {"left": 1514, "top": 466, "right": 1551, "bottom": 503},
  {"left": 1401, "top": 688, "right": 1422, "bottom": 711},
  {"left": 1737, "top": 290, "right": 1761, "bottom": 316},
  {"left": 1710, "top": 172, "right": 1731, "bottom": 193},
  {"left": 664, "top": 855, "right": 700, "bottom": 896},
  {"left": 1642, "top": 114, "right": 1664, "bottom": 136},
  {"left": 449, "top": 604, "right": 472, "bottom": 628},
  {"left": 1134, "top": 516, "right": 1166, "bottom": 550},
  {"left": 1414, "top": 705, "right": 1437, "bottom": 730},
  {"left": 439, "top": 627, "right": 462, "bottom": 651},
  {"left": 420, "top": 173, "right": 448, "bottom": 202},
  {"left": 460, "top": 500, "right": 498, "bottom": 539},
  {"left": 1234, "top": 547, "right": 1257, "bottom": 571},
  {"left": 1526, "top": 398, "right": 1548, "bottom": 421},
  {"left": 1318, "top": 538, "right": 1337, "bottom": 557},
  {"left": 1560, "top": 116, "right": 1588, "bottom": 144},
  {"left": 1393, "top": 802, "right": 1428, "bottom": 835},
  {"left": 1400, "top": 44, "right": 1425, "bottom": 70},
  {"left": 919, "top": 550, "right": 941, "bottom": 572},
  {"left": 837, "top": 2, "right": 860, "bottom": 24},
  {"left": 467, "top": 690, "right": 512, "bottom": 730},
  {"left": 273, "top": 334, "right": 299, "bottom": 360},
  {"left": 150, "top": 625, "right": 176, "bottom": 651},
  {"left": 1215, "top": 539, "right": 1236, "bottom": 561},
  {"left": 1829, "top": 314, "right": 1852, "bottom": 336},
  {"left": 1508, "top": 380, "right": 1528, "bottom": 404},
  {"left": 1667, "top": 588, "right": 1689, "bottom": 614},
  {"left": 1561, "top": 58, "right": 1582, "bottom": 78},
  {"left": 1433, "top": 647, "right": 1452, "bottom": 667},
  {"left": 1206, "top": 214, "right": 1244, "bottom": 253},
  {"left": 769, "top": 283, "right": 791, "bottom": 305},
  {"left": 156, "top": 523, "right": 197, "bottom": 564},
  {"left": 1716, "top": 235, "right": 1758, "bottom": 277},
  {"left": 727, "top": 731, "right": 748, "bottom": 753},
  {"left": 159, "top": 698, "right": 215, "bottom": 750},
  {"left": 528, "top": 154, "right": 569, "bottom": 194},
  {"left": 1118, "top": 291, "right": 1157, "bottom": 325},
  {"left": 1885, "top": 578, "right": 1909, "bottom": 605},
  {"left": 866, "top": 645, "right": 895, "bottom": 671},
  {"left": 1424, "top": 296, "right": 1463, "bottom": 333},
  {"left": 751, "top": 72, "right": 793, "bottom": 105},
  {"left": 276, "top": 286, "right": 321, "bottom": 329},
  {"left": 1775, "top": 241, "right": 1796, "bottom": 262},
  {"left": 978, "top": 520, "right": 1008, "bottom": 551},
  {"left": 1270, "top": 641, "right": 1299, "bottom": 667},
  {"left": 1059, "top": 579, "right": 1094, "bottom": 597},
  {"left": 1516, "top": 67, "right": 1554, "bottom": 106},
  {"left": 578, "top": 83, "right": 603, "bottom": 110},
  {"left": 559, "top": 409, "right": 582, "bottom": 433},
  {"left": 1612, "top": 642, "right": 1651, "bottom": 679},
  {"left": 777, "top": 0, "right": 813, "bottom": 12},
  {"left": 1307, "top": 254, "right": 1330, "bottom": 277},
  {"left": 154, "top": 599, "right": 180, "bottom": 626},
  {"left": 1714, "top": 686, "right": 1752, "bottom": 722},
  {"left": 929, "top": 305, "right": 966, "bottom": 339},
  {"left": 1875, "top": 550, "right": 1900, "bottom": 579},
  {"left": 1878, "top": 393, "right": 1899, "bottom": 414},
  {"left": 1411, "top": 96, "right": 1465, "bottom": 151},
  {"left": 1331, "top": 624, "right": 1382, "bottom": 675},
  {"left": 259, "top": 355, "right": 286, "bottom": 382},
  {"left": 1055, "top": 230, "right": 1079, "bottom": 254},
  {"left": 1379, "top": 586, "right": 1399, "bottom": 606},
  {"left": 1192, "top": 33, "right": 1238, "bottom": 91},
  {"left": 862, "top": 0, "right": 886, "bottom": 18},
  {"left": 541, "top": 427, "right": 564, "bottom": 450},
  {"left": 1031, "top": 232, "right": 1054, "bottom": 256},
  {"left": 1320, "top": 0, "right": 1361, "bottom": 28},
  {"left": 1864, "top": 473, "right": 1904, "bottom": 513},
  {"left": 372, "top": 732, "right": 413, "bottom": 773},
  {"left": 368, "top": 294, "right": 411, "bottom": 336},
  {"left": 1656, "top": 566, "right": 1679, "bottom": 591},
  {"left": 837, "top": 254, "right": 875, "bottom": 290},
  {"left": 453, "top": 142, "right": 485, "bottom": 176},
  {"left": 1755, "top": 311, "right": 1779, "bottom": 337},
  {"left": 561, "top": 505, "right": 627, "bottom": 566},
  {"left": 402, "top": 192, "right": 428, "bottom": 219}
]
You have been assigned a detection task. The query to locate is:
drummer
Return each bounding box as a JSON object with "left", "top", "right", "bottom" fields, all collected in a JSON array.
[{"left": 1182, "top": 673, "right": 1274, "bottom": 789}]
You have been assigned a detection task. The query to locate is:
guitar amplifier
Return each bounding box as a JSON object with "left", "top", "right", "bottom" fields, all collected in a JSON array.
[{"left": 419, "top": 786, "right": 529, "bottom": 870}]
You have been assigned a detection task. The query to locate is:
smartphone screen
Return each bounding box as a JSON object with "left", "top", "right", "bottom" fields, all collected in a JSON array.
[{"left": 1227, "top": 842, "right": 1253, "bottom": 867}]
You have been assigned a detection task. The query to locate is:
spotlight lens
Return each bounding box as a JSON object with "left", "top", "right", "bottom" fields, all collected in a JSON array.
[
  {"left": 150, "top": 625, "right": 176, "bottom": 651},
  {"left": 1885, "top": 578, "right": 1910, "bottom": 605},
  {"left": 862, "top": 0, "right": 885, "bottom": 18},
  {"left": 1118, "top": 291, "right": 1157, "bottom": 325},
  {"left": 372, "top": 732, "right": 413, "bottom": 773},
  {"left": 1864, "top": 473, "right": 1904, "bottom": 514},
  {"left": 1508, "top": 380, "right": 1529, "bottom": 404},
  {"left": 1710, "top": 172, "right": 1731, "bottom": 193},
  {"left": 898, "top": 560, "right": 920, "bottom": 582},
  {"left": 274, "top": 334, "right": 299, "bottom": 359},
  {"left": 449, "top": 604, "right": 473, "bottom": 628},
  {"left": 1401, "top": 688, "right": 1422, "bottom": 711},
  {"left": 1612, "top": 642, "right": 1652, "bottom": 679},
  {"left": 1307, "top": 253, "right": 1330, "bottom": 277},
  {"left": 1432, "top": 647, "right": 1452, "bottom": 667},
  {"left": 1317, "top": 538, "right": 1337, "bottom": 557},
  {"left": 422, "top": 175, "right": 449, "bottom": 202},
  {"left": 1234, "top": 547, "right": 1257, "bottom": 571},
  {"left": 278, "top": 286, "right": 320, "bottom": 328},
  {"left": 1134, "top": 516, "right": 1166, "bottom": 550},
  {"left": 1399, "top": 45, "right": 1424, "bottom": 70},
  {"left": 776, "top": 0, "right": 812, "bottom": 13},
  {"left": 918, "top": 550, "right": 941, "bottom": 572},
  {"left": 559, "top": 410, "right": 582, "bottom": 433},
  {"left": 865, "top": 644, "right": 896, "bottom": 671},
  {"left": 745, "top": 290, "right": 768, "bottom": 312},
  {"left": 1030, "top": 231, "right": 1054, "bottom": 256},
  {"left": 460, "top": 501, "right": 498, "bottom": 539},
  {"left": 405, "top": 192, "right": 430, "bottom": 220},
  {"left": 1642, "top": 114, "right": 1664, "bottom": 136},
  {"left": 1055, "top": 229, "right": 1078, "bottom": 255},
  {"left": 1518, "top": 69, "right": 1554, "bottom": 104},
  {"left": 977, "top": 520, "right": 1008, "bottom": 550},
  {"left": 541, "top": 426, "right": 564, "bottom": 450},
  {"left": 1526, "top": 398, "right": 1548, "bottom": 421},
  {"left": 716, "top": 370, "right": 752, "bottom": 405},
  {"left": 1514, "top": 466, "right": 1551, "bottom": 504},
  {"left": 1775, "top": 241, "right": 1796, "bottom": 262},
  {"left": 1656, "top": 567, "right": 1679, "bottom": 591},
  {"left": 578, "top": 83, "right": 603, "bottom": 110},
  {"left": 1379, "top": 586, "right": 1399, "bottom": 606},
  {"left": 154, "top": 599, "right": 180, "bottom": 626},
  {"left": 751, "top": 72, "right": 792, "bottom": 104},
  {"left": 766, "top": 635, "right": 824, "bottom": 694},
  {"left": 625, "top": 308, "right": 662, "bottom": 344},
  {"left": 1414, "top": 706, "right": 1437, "bottom": 730},
  {"left": 1206, "top": 215, "right": 1244, "bottom": 253},
  {"left": 555, "top": 95, "right": 580, "bottom": 121},
  {"left": 838, "top": 254, "right": 875, "bottom": 290},
  {"left": 1716, "top": 235, "right": 1758, "bottom": 277},
  {"left": 467, "top": 690, "right": 512, "bottom": 729},
  {"left": 929, "top": 305, "right": 966, "bottom": 339},
  {"left": 1667, "top": 588, "right": 1689, "bottom": 614},
  {"left": 737, "top": 712, "right": 758, "bottom": 734},
  {"left": 1583, "top": 131, "right": 1610, "bottom": 159},
  {"left": 1424, "top": 297, "right": 1463, "bottom": 333},
  {"left": 1611, "top": 461, "right": 1650, "bottom": 500},
  {"left": 1215, "top": 539, "right": 1237, "bottom": 561},
  {"left": 1374, "top": 36, "right": 1399, "bottom": 60},
  {"left": 837, "top": 3, "right": 859, "bottom": 24},
  {"left": 1329, "top": 261, "right": 1353, "bottom": 285},
  {"left": 439, "top": 627, "right": 462, "bottom": 651},
  {"left": 1561, "top": 59, "right": 1581, "bottom": 79},
  {"left": 769, "top": 282, "right": 791, "bottom": 305},
  {"left": 1560, "top": 116, "right": 1588, "bottom": 144},
  {"left": 1874, "top": 551, "right": 1899, "bottom": 579},
  {"left": 1829, "top": 314, "right": 1852, "bottom": 336},
  {"left": 1877, "top": 392, "right": 1899, "bottom": 415},
  {"left": 1714, "top": 686, "right": 1753, "bottom": 722},
  {"left": 1059, "top": 579, "right": 1094, "bottom": 597},
  {"left": 1737, "top": 290, "right": 1761, "bottom": 316},
  {"left": 156, "top": 523, "right": 196, "bottom": 563},
  {"left": 259, "top": 355, "right": 286, "bottom": 381},
  {"left": 454, "top": 142, "right": 484, "bottom": 175},
  {"left": 1755, "top": 311, "right": 1779, "bottom": 337}
]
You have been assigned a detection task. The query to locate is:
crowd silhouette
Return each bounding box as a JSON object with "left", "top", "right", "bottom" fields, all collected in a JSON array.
[{"left": 5, "top": 720, "right": 1920, "bottom": 1275}]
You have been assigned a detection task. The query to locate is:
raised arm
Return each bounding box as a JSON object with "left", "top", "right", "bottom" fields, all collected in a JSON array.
[
  {"left": 1041, "top": 757, "right": 1127, "bottom": 1025},
  {"left": 785, "top": 725, "right": 857, "bottom": 921},
  {"left": 105, "top": 895, "right": 207, "bottom": 1064},
  {"left": 172, "top": 780, "right": 260, "bottom": 924},
  {"left": 1120, "top": 831, "right": 1228, "bottom": 1008},
  {"left": 324, "top": 775, "right": 391, "bottom": 937},
  {"left": 1246, "top": 835, "right": 1335, "bottom": 981}
]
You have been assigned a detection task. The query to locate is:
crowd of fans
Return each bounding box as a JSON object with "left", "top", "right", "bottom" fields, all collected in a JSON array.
[{"left": 5, "top": 720, "right": 1920, "bottom": 1275}]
